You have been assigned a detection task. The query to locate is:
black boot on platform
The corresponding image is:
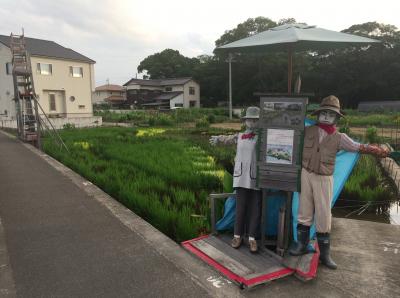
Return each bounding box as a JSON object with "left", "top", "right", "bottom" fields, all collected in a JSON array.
[
  {"left": 289, "top": 224, "right": 310, "bottom": 256},
  {"left": 317, "top": 233, "right": 337, "bottom": 270}
]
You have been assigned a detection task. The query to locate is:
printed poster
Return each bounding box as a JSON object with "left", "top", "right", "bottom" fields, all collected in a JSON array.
[{"left": 266, "top": 129, "right": 294, "bottom": 164}]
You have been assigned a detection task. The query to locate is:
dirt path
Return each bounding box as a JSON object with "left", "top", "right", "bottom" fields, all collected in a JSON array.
[
  {"left": 350, "top": 127, "right": 400, "bottom": 139},
  {"left": 210, "top": 122, "right": 242, "bottom": 130}
]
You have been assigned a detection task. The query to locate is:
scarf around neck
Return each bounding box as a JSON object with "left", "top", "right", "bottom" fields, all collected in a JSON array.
[{"left": 318, "top": 123, "right": 337, "bottom": 135}]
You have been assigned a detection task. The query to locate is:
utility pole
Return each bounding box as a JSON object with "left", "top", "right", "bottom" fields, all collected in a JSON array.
[{"left": 228, "top": 53, "right": 233, "bottom": 120}]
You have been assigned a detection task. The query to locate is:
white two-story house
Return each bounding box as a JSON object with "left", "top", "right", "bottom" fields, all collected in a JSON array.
[
  {"left": 123, "top": 77, "right": 200, "bottom": 109},
  {"left": 0, "top": 34, "right": 96, "bottom": 120}
]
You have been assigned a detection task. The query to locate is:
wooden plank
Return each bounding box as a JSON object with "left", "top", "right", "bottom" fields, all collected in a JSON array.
[
  {"left": 204, "top": 235, "right": 285, "bottom": 272},
  {"left": 204, "top": 236, "right": 274, "bottom": 271},
  {"left": 191, "top": 239, "right": 254, "bottom": 276}
]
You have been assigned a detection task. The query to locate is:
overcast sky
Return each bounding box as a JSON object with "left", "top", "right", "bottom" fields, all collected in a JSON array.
[{"left": 1, "top": 0, "right": 399, "bottom": 86}]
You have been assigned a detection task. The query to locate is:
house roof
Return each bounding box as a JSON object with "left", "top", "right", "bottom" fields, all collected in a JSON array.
[
  {"left": 153, "top": 91, "right": 183, "bottom": 101},
  {"left": 0, "top": 34, "right": 95, "bottom": 63},
  {"left": 123, "top": 77, "right": 193, "bottom": 87},
  {"left": 95, "top": 84, "right": 124, "bottom": 92}
]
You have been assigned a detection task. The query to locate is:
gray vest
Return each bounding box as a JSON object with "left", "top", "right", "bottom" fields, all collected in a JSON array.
[{"left": 302, "top": 126, "right": 341, "bottom": 176}]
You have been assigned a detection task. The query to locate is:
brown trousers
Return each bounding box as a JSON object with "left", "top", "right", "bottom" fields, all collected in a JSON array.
[
  {"left": 234, "top": 187, "right": 261, "bottom": 237},
  {"left": 298, "top": 168, "right": 333, "bottom": 233}
]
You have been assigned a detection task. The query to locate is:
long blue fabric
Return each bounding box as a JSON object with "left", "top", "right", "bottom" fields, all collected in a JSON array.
[{"left": 216, "top": 120, "right": 360, "bottom": 239}]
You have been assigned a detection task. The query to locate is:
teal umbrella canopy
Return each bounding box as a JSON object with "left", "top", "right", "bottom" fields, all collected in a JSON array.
[
  {"left": 215, "top": 23, "right": 380, "bottom": 95},
  {"left": 216, "top": 23, "right": 380, "bottom": 53}
]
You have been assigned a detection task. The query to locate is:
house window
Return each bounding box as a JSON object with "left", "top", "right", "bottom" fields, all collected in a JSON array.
[
  {"left": 78, "top": 105, "right": 85, "bottom": 109},
  {"left": 165, "top": 87, "right": 172, "bottom": 92},
  {"left": 6, "top": 62, "right": 12, "bottom": 75},
  {"left": 37, "top": 63, "right": 52, "bottom": 75},
  {"left": 49, "top": 94, "right": 56, "bottom": 111},
  {"left": 70, "top": 66, "right": 83, "bottom": 78},
  {"left": 175, "top": 103, "right": 183, "bottom": 107},
  {"left": 189, "top": 87, "right": 195, "bottom": 95},
  {"left": 189, "top": 100, "right": 196, "bottom": 107}
]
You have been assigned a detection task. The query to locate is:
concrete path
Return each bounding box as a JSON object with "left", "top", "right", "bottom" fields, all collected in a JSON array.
[
  {"left": 1, "top": 130, "right": 400, "bottom": 298},
  {"left": 0, "top": 131, "right": 240, "bottom": 298}
]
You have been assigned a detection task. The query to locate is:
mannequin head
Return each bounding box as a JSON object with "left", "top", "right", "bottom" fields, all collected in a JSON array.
[
  {"left": 245, "top": 118, "right": 259, "bottom": 130},
  {"left": 318, "top": 110, "right": 338, "bottom": 125},
  {"left": 242, "top": 106, "right": 260, "bottom": 130}
]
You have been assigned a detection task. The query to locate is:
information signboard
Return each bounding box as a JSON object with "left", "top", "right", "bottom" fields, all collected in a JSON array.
[{"left": 257, "top": 96, "right": 308, "bottom": 192}]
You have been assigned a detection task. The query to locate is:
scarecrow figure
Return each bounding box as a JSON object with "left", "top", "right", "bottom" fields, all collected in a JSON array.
[
  {"left": 209, "top": 106, "right": 261, "bottom": 252},
  {"left": 289, "top": 95, "right": 389, "bottom": 269}
]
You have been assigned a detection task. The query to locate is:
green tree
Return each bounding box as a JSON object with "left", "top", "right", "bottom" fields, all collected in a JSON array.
[
  {"left": 137, "top": 49, "right": 199, "bottom": 79},
  {"left": 305, "top": 21, "right": 400, "bottom": 107},
  {"left": 215, "top": 17, "right": 277, "bottom": 47}
]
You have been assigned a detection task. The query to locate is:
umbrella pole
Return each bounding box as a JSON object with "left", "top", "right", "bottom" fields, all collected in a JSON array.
[
  {"left": 228, "top": 53, "right": 233, "bottom": 120},
  {"left": 288, "top": 46, "right": 293, "bottom": 94}
]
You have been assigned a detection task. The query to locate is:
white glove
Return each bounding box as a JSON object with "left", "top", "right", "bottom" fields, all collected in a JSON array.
[{"left": 209, "top": 135, "right": 219, "bottom": 146}]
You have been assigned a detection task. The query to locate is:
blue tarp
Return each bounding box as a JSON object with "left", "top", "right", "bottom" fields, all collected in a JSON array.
[{"left": 216, "top": 120, "right": 360, "bottom": 240}]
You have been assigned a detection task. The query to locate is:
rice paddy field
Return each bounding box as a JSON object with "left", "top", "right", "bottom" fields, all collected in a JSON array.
[{"left": 42, "top": 127, "right": 236, "bottom": 242}]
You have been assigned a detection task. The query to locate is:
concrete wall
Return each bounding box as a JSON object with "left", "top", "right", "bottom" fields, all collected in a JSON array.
[
  {"left": 31, "top": 56, "right": 94, "bottom": 117},
  {"left": 0, "top": 43, "right": 16, "bottom": 119},
  {"left": 183, "top": 81, "right": 200, "bottom": 108},
  {"left": 169, "top": 94, "right": 184, "bottom": 108},
  {"left": 0, "top": 116, "right": 102, "bottom": 129}
]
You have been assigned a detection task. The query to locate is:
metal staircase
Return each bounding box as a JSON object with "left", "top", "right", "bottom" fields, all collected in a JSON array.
[{"left": 10, "top": 32, "right": 68, "bottom": 152}]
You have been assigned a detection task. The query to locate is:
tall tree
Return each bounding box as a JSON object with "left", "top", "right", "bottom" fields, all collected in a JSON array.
[
  {"left": 215, "top": 17, "right": 277, "bottom": 47},
  {"left": 137, "top": 49, "right": 199, "bottom": 79},
  {"left": 305, "top": 21, "right": 400, "bottom": 107}
]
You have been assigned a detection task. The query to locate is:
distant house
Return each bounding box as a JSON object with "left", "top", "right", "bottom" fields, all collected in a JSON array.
[
  {"left": 0, "top": 34, "right": 95, "bottom": 120},
  {"left": 93, "top": 84, "right": 126, "bottom": 107},
  {"left": 358, "top": 101, "right": 400, "bottom": 112},
  {"left": 123, "top": 77, "right": 200, "bottom": 109}
]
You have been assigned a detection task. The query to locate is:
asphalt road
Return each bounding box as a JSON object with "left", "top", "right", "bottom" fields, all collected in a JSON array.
[{"left": 0, "top": 132, "right": 211, "bottom": 298}]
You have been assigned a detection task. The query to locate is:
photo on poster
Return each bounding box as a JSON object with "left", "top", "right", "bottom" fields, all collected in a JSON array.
[
  {"left": 262, "top": 101, "right": 302, "bottom": 126},
  {"left": 266, "top": 129, "right": 294, "bottom": 164}
]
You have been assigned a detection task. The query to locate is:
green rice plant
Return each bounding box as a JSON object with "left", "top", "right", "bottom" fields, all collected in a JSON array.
[
  {"left": 341, "top": 155, "right": 395, "bottom": 202},
  {"left": 42, "top": 126, "right": 223, "bottom": 242},
  {"left": 195, "top": 117, "right": 210, "bottom": 129},
  {"left": 365, "top": 126, "right": 382, "bottom": 144}
]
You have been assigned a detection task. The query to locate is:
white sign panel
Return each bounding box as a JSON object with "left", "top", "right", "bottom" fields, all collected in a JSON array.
[{"left": 266, "top": 129, "right": 294, "bottom": 165}]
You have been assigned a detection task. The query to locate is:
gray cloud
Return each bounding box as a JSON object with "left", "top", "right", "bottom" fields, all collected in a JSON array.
[{"left": 0, "top": 0, "right": 216, "bottom": 85}]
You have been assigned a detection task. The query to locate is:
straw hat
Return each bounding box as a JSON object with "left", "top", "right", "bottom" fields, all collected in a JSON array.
[
  {"left": 242, "top": 106, "right": 260, "bottom": 119},
  {"left": 311, "top": 95, "right": 345, "bottom": 117}
]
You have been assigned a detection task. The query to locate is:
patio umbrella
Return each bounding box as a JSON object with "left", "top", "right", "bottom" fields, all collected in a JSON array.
[{"left": 215, "top": 23, "right": 380, "bottom": 117}]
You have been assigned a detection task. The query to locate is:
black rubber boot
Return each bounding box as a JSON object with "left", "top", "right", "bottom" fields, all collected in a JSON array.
[
  {"left": 317, "top": 233, "right": 337, "bottom": 270},
  {"left": 289, "top": 224, "right": 310, "bottom": 256}
]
